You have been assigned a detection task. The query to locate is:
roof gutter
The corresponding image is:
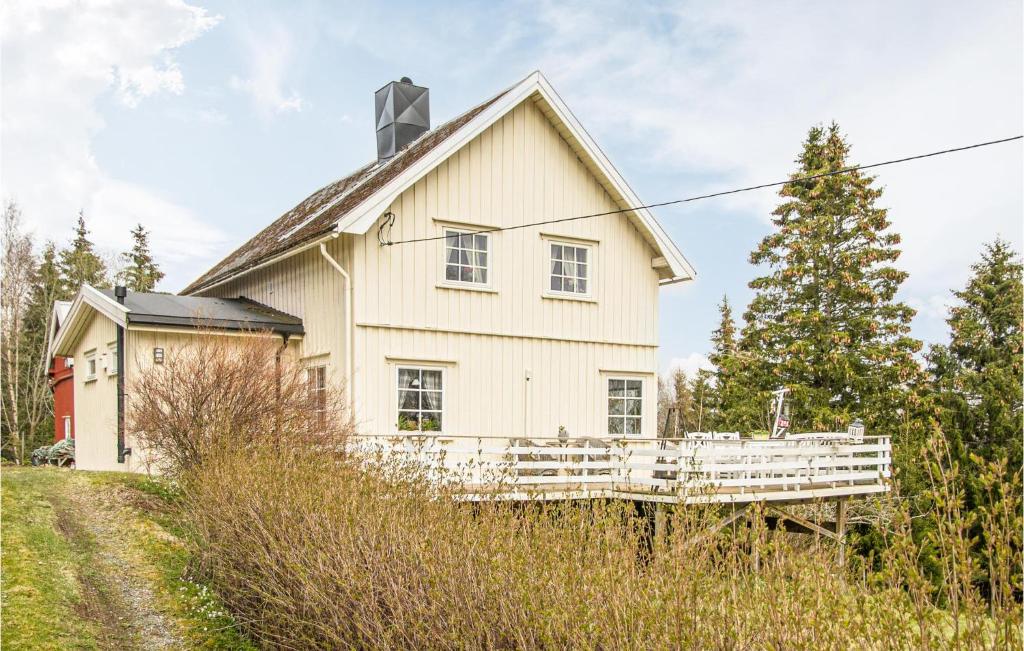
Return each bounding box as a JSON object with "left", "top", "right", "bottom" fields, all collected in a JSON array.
[{"left": 319, "top": 235, "right": 354, "bottom": 419}]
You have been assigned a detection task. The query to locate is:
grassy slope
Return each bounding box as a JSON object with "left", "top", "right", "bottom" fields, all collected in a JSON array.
[{"left": 1, "top": 466, "right": 254, "bottom": 650}]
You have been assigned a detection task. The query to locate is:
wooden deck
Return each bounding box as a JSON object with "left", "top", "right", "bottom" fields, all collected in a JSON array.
[{"left": 354, "top": 434, "right": 892, "bottom": 504}]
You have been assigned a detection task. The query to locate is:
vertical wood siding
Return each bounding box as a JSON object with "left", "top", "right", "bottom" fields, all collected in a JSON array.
[
  {"left": 192, "top": 97, "right": 665, "bottom": 439},
  {"left": 70, "top": 312, "right": 120, "bottom": 471},
  {"left": 200, "top": 237, "right": 351, "bottom": 388}
]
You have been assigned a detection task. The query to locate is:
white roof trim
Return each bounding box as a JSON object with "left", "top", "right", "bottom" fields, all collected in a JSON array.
[
  {"left": 51, "top": 286, "right": 128, "bottom": 357},
  {"left": 335, "top": 71, "right": 695, "bottom": 282}
]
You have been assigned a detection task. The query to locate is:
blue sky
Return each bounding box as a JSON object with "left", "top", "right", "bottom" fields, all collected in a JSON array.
[{"left": 3, "top": 0, "right": 1022, "bottom": 373}]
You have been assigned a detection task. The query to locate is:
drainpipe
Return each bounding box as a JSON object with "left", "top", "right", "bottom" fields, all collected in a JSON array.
[
  {"left": 114, "top": 286, "right": 129, "bottom": 463},
  {"left": 319, "top": 238, "right": 354, "bottom": 416},
  {"left": 274, "top": 335, "right": 290, "bottom": 421}
]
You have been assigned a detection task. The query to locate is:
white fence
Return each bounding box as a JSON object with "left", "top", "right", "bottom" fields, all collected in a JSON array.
[{"left": 352, "top": 434, "right": 892, "bottom": 504}]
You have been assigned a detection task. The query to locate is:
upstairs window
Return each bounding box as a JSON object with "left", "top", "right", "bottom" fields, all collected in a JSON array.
[
  {"left": 608, "top": 378, "right": 642, "bottom": 436},
  {"left": 549, "top": 243, "right": 589, "bottom": 295},
  {"left": 85, "top": 350, "right": 97, "bottom": 381},
  {"left": 445, "top": 229, "right": 489, "bottom": 285},
  {"left": 307, "top": 365, "right": 327, "bottom": 429},
  {"left": 397, "top": 367, "right": 443, "bottom": 432}
]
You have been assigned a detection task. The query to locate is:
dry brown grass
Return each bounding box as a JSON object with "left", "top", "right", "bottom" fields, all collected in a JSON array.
[
  {"left": 178, "top": 440, "right": 1020, "bottom": 650},
  {"left": 132, "top": 344, "right": 1022, "bottom": 649}
]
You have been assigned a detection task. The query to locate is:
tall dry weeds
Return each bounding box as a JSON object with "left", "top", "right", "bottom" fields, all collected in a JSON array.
[{"left": 131, "top": 346, "right": 1021, "bottom": 649}]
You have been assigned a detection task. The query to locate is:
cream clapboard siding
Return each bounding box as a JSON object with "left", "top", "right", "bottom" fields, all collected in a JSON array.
[
  {"left": 70, "top": 310, "right": 121, "bottom": 471},
  {"left": 199, "top": 237, "right": 350, "bottom": 389},
  {"left": 352, "top": 98, "right": 662, "bottom": 437}
]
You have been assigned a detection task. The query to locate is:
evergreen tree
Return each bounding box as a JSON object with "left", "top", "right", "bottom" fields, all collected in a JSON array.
[
  {"left": 23, "top": 242, "right": 63, "bottom": 450},
  {"left": 739, "top": 123, "right": 924, "bottom": 441},
  {"left": 670, "top": 368, "right": 695, "bottom": 433},
  {"left": 707, "top": 296, "right": 761, "bottom": 430},
  {"left": 58, "top": 211, "right": 107, "bottom": 296},
  {"left": 688, "top": 369, "right": 714, "bottom": 432},
  {"left": 929, "top": 239, "right": 1023, "bottom": 475},
  {"left": 118, "top": 223, "right": 164, "bottom": 292}
]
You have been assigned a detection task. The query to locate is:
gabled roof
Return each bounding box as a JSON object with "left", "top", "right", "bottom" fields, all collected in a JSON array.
[
  {"left": 44, "top": 300, "right": 73, "bottom": 363},
  {"left": 51, "top": 286, "right": 304, "bottom": 357},
  {"left": 182, "top": 71, "right": 694, "bottom": 295}
]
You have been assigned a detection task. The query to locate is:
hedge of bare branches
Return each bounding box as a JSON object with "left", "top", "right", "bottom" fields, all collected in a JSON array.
[
  {"left": 131, "top": 340, "right": 1022, "bottom": 649},
  {"left": 128, "top": 334, "right": 348, "bottom": 474}
]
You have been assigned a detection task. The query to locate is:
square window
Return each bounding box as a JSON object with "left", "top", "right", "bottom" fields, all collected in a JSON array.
[
  {"left": 444, "top": 228, "right": 490, "bottom": 286},
  {"left": 548, "top": 242, "right": 591, "bottom": 296}
]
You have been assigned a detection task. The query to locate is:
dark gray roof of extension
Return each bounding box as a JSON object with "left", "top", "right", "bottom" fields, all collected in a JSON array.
[{"left": 99, "top": 290, "right": 304, "bottom": 335}]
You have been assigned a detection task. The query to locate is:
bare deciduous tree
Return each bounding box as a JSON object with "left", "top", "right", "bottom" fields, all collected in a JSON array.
[{"left": 1, "top": 200, "right": 48, "bottom": 462}]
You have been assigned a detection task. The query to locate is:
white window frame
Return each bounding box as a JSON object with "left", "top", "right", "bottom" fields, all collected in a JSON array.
[
  {"left": 63, "top": 416, "right": 71, "bottom": 440},
  {"left": 607, "top": 377, "right": 643, "bottom": 437},
  {"left": 307, "top": 365, "right": 327, "bottom": 430},
  {"left": 545, "top": 240, "right": 593, "bottom": 299},
  {"left": 106, "top": 342, "right": 118, "bottom": 377},
  {"left": 441, "top": 228, "right": 492, "bottom": 289},
  {"left": 84, "top": 350, "right": 97, "bottom": 382},
  {"left": 396, "top": 366, "right": 445, "bottom": 434}
]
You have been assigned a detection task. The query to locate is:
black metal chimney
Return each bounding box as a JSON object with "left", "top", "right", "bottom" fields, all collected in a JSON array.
[{"left": 375, "top": 77, "right": 429, "bottom": 162}]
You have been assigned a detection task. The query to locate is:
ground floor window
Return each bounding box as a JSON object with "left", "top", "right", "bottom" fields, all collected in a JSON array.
[
  {"left": 608, "top": 378, "right": 642, "bottom": 435},
  {"left": 63, "top": 416, "right": 71, "bottom": 440},
  {"left": 307, "top": 365, "right": 327, "bottom": 429},
  {"left": 397, "top": 367, "right": 443, "bottom": 432}
]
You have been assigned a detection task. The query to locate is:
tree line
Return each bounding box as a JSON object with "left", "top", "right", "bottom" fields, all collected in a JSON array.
[
  {"left": 0, "top": 203, "right": 164, "bottom": 462},
  {"left": 658, "top": 123, "right": 1022, "bottom": 518}
]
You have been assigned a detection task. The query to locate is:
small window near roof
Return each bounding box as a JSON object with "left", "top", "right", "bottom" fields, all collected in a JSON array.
[
  {"left": 85, "top": 350, "right": 97, "bottom": 381},
  {"left": 549, "top": 243, "right": 590, "bottom": 295},
  {"left": 444, "top": 229, "right": 489, "bottom": 285},
  {"left": 107, "top": 342, "right": 118, "bottom": 377}
]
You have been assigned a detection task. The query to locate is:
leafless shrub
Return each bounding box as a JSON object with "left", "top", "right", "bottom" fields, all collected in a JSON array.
[
  {"left": 180, "top": 432, "right": 1022, "bottom": 649},
  {"left": 128, "top": 333, "right": 348, "bottom": 475},
  {"left": 140, "top": 343, "right": 1020, "bottom": 648}
]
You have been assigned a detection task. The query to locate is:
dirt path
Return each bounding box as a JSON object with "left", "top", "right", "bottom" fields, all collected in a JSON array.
[{"left": 47, "top": 474, "right": 183, "bottom": 650}]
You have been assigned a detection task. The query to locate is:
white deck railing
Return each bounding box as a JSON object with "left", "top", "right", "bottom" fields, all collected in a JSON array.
[{"left": 352, "top": 434, "right": 892, "bottom": 504}]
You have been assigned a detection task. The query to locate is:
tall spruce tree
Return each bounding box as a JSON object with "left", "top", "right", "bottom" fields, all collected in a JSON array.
[
  {"left": 118, "top": 223, "right": 164, "bottom": 292},
  {"left": 58, "top": 211, "right": 107, "bottom": 296},
  {"left": 739, "top": 123, "right": 924, "bottom": 438},
  {"left": 929, "top": 239, "right": 1023, "bottom": 475},
  {"left": 707, "top": 296, "right": 760, "bottom": 430}
]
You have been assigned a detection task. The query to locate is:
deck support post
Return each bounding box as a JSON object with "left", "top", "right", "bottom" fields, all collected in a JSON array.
[
  {"left": 654, "top": 504, "right": 668, "bottom": 545},
  {"left": 836, "top": 497, "right": 848, "bottom": 566}
]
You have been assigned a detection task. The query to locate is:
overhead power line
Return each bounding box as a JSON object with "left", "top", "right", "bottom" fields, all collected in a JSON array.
[{"left": 380, "top": 135, "right": 1022, "bottom": 246}]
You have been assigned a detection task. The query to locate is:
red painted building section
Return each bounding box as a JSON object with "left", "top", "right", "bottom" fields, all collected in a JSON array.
[{"left": 49, "top": 355, "right": 74, "bottom": 442}]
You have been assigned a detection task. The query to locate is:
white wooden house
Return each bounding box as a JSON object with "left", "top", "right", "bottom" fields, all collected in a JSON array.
[
  {"left": 50, "top": 72, "right": 890, "bottom": 520},
  {"left": 182, "top": 71, "right": 694, "bottom": 442}
]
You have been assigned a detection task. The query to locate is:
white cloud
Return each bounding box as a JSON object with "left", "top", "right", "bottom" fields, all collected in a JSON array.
[
  {"left": 0, "top": 0, "right": 225, "bottom": 289},
  {"left": 531, "top": 1, "right": 1022, "bottom": 336},
  {"left": 666, "top": 352, "right": 715, "bottom": 378},
  {"left": 229, "top": 23, "right": 304, "bottom": 116}
]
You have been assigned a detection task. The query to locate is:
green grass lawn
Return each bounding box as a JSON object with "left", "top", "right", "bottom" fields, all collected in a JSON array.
[{"left": 1, "top": 465, "right": 254, "bottom": 650}]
